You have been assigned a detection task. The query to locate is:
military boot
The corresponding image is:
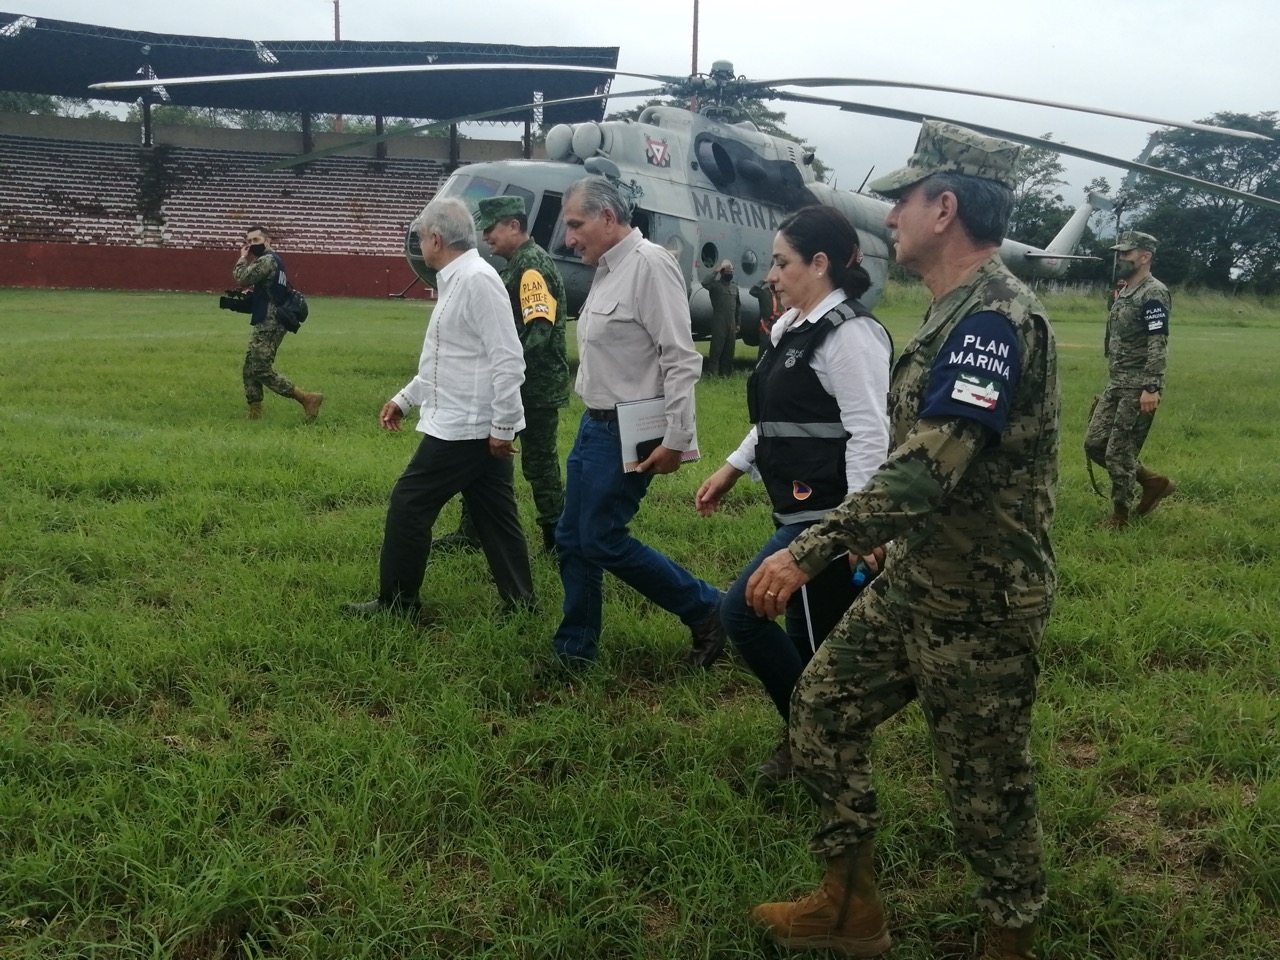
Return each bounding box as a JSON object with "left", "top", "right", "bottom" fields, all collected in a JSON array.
[
  {"left": 981, "top": 922, "right": 1037, "bottom": 960},
  {"left": 247, "top": 401, "right": 263, "bottom": 421},
  {"left": 291, "top": 388, "right": 324, "bottom": 421},
  {"left": 1101, "top": 503, "right": 1129, "bottom": 530},
  {"left": 1135, "top": 472, "right": 1176, "bottom": 517},
  {"left": 540, "top": 523, "right": 558, "bottom": 555},
  {"left": 751, "top": 841, "right": 891, "bottom": 957}
]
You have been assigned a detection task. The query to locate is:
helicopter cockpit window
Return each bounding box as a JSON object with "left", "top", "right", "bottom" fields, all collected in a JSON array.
[
  {"left": 700, "top": 243, "right": 719, "bottom": 269},
  {"left": 740, "top": 250, "right": 758, "bottom": 275},
  {"left": 454, "top": 176, "right": 502, "bottom": 213},
  {"left": 436, "top": 175, "right": 470, "bottom": 199},
  {"left": 503, "top": 185, "right": 535, "bottom": 215}
]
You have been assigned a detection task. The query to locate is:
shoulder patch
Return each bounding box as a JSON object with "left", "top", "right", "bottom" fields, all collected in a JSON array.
[
  {"left": 920, "top": 309, "right": 1023, "bottom": 436},
  {"left": 1141, "top": 299, "right": 1169, "bottom": 335},
  {"left": 520, "top": 269, "right": 557, "bottom": 325}
]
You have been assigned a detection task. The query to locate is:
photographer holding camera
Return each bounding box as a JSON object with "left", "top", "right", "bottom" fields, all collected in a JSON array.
[{"left": 232, "top": 225, "right": 324, "bottom": 421}]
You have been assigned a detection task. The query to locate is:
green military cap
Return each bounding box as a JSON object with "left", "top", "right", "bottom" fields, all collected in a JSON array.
[
  {"left": 1110, "top": 230, "right": 1158, "bottom": 252},
  {"left": 868, "top": 119, "right": 1022, "bottom": 198},
  {"left": 475, "top": 196, "right": 527, "bottom": 232}
]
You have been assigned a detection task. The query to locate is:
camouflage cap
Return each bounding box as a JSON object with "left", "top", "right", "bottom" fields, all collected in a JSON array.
[
  {"left": 475, "top": 196, "right": 527, "bottom": 232},
  {"left": 1110, "top": 230, "right": 1158, "bottom": 252},
  {"left": 868, "top": 120, "right": 1022, "bottom": 198}
]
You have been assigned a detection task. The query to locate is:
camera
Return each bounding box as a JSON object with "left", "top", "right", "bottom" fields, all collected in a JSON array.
[{"left": 219, "top": 289, "right": 253, "bottom": 314}]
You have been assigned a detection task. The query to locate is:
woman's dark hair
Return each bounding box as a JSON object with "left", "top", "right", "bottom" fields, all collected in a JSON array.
[{"left": 776, "top": 205, "right": 871, "bottom": 299}]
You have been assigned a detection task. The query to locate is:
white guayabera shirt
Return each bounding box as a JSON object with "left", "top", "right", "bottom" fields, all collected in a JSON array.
[{"left": 392, "top": 248, "right": 526, "bottom": 441}]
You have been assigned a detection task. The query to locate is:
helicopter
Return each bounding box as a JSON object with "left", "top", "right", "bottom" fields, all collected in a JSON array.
[{"left": 91, "top": 58, "right": 1278, "bottom": 342}]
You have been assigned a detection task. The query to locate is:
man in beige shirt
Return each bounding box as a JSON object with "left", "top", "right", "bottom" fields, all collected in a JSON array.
[{"left": 549, "top": 176, "right": 725, "bottom": 670}]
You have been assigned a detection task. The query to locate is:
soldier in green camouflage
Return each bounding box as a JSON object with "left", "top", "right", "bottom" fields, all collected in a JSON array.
[
  {"left": 437, "top": 197, "right": 569, "bottom": 554},
  {"left": 746, "top": 121, "right": 1058, "bottom": 960},
  {"left": 1084, "top": 230, "right": 1174, "bottom": 528},
  {"left": 701, "top": 259, "right": 742, "bottom": 377},
  {"left": 233, "top": 225, "right": 324, "bottom": 421}
]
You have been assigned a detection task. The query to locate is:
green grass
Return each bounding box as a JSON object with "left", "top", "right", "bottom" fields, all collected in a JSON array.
[{"left": 1, "top": 285, "right": 1277, "bottom": 959}]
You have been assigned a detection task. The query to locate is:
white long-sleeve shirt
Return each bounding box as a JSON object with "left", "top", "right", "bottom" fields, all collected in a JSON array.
[
  {"left": 726, "top": 288, "right": 891, "bottom": 494},
  {"left": 392, "top": 248, "right": 526, "bottom": 440}
]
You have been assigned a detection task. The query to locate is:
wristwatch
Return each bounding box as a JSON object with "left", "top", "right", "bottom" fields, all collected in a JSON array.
[{"left": 1143, "top": 384, "right": 1159, "bottom": 394}]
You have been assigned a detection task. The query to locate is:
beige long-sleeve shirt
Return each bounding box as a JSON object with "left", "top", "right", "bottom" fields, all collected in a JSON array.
[{"left": 574, "top": 228, "right": 702, "bottom": 450}]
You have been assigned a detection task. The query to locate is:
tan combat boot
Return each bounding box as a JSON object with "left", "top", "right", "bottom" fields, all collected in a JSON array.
[
  {"left": 247, "top": 401, "right": 263, "bottom": 420},
  {"left": 1101, "top": 504, "right": 1129, "bottom": 530},
  {"left": 291, "top": 388, "right": 324, "bottom": 421},
  {"left": 1135, "top": 472, "right": 1176, "bottom": 517},
  {"left": 751, "top": 840, "right": 891, "bottom": 957},
  {"left": 981, "top": 922, "right": 1037, "bottom": 960}
]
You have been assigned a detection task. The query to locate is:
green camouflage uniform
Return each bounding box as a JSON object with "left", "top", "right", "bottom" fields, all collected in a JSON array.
[
  {"left": 234, "top": 254, "right": 295, "bottom": 403},
  {"left": 500, "top": 237, "right": 569, "bottom": 528},
  {"left": 1084, "top": 266, "right": 1171, "bottom": 510},
  {"left": 702, "top": 271, "right": 741, "bottom": 377},
  {"left": 786, "top": 251, "right": 1059, "bottom": 930}
]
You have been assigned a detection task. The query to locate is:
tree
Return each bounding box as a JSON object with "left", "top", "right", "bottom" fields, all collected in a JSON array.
[
  {"left": 1122, "top": 110, "right": 1280, "bottom": 291},
  {"left": 1007, "top": 134, "right": 1070, "bottom": 245},
  {"left": 1, "top": 91, "right": 116, "bottom": 120},
  {"left": 606, "top": 98, "right": 829, "bottom": 182}
]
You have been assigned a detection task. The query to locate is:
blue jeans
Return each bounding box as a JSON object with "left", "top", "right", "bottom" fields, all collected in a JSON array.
[
  {"left": 722, "top": 521, "right": 860, "bottom": 721},
  {"left": 553, "top": 413, "right": 720, "bottom": 662}
]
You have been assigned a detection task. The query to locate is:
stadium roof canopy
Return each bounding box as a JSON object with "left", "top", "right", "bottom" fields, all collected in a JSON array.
[{"left": 0, "top": 11, "right": 618, "bottom": 124}]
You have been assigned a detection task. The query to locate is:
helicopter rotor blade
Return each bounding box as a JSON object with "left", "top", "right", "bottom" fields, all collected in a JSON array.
[
  {"left": 771, "top": 90, "right": 1280, "bottom": 214},
  {"left": 755, "top": 77, "right": 1271, "bottom": 142},
  {"left": 256, "top": 87, "right": 670, "bottom": 171},
  {"left": 89, "top": 62, "right": 680, "bottom": 93}
]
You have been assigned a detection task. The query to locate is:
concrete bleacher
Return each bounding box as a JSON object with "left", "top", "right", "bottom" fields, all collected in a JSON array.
[{"left": 0, "top": 130, "right": 453, "bottom": 255}]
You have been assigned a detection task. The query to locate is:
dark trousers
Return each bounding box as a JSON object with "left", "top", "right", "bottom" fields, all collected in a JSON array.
[{"left": 379, "top": 434, "right": 532, "bottom": 605}]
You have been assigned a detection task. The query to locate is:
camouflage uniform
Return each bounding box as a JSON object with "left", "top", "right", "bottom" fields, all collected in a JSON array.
[
  {"left": 500, "top": 235, "right": 570, "bottom": 529},
  {"left": 703, "top": 262, "right": 741, "bottom": 377},
  {"left": 784, "top": 248, "right": 1059, "bottom": 930},
  {"left": 1084, "top": 233, "right": 1170, "bottom": 512},
  {"left": 234, "top": 254, "right": 295, "bottom": 403}
]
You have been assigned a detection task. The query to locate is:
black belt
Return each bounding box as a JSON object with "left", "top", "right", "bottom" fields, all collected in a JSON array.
[{"left": 586, "top": 408, "right": 617, "bottom": 421}]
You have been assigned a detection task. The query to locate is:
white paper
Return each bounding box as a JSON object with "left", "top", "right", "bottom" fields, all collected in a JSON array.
[{"left": 615, "top": 396, "right": 700, "bottom": 472}]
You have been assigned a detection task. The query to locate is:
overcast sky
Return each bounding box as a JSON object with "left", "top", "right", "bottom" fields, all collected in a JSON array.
[{"left": 10, "top": 0, "right": 1279, "bottom": 204}]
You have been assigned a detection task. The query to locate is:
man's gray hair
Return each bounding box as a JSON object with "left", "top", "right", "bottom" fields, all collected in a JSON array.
[
  {"left": 564, "top": 176, "right": 631, "bottom": 224},
  {"left": 412, "top": 197, "right": 476, "bottom": 251},
  {"left": 921, "top": 172, "right": 1015, "bottom": 246}
]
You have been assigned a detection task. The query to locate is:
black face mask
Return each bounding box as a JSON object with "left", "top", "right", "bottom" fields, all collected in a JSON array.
[
  {"left": 248, "top": 243, "right": 266, "bottom": 257},
  {"left": 722, "top": 271, "right": 734, "bottom": 282}
]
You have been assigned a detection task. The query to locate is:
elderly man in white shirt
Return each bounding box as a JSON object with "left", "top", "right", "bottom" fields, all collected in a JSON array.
[{"left": 343, "top": 197, "right": 533, "bottom": 619}]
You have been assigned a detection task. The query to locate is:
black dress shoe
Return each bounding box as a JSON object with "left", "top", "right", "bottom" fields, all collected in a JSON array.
[
  {"left": 540, "top": 524, "right": 558, "bottom": 555},
  {"left": 340, "top": 597, "right": 421, "bottom": 619},
  {"left": 432, "top": 530, "right": 481, "bottom": 554},
  {"left": 687, "top": 597, "right": 727, "bottom": 668}
]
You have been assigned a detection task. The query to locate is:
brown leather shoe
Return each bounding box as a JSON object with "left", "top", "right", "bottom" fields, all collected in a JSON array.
[
  {"left": 757, "top": 739, "right": 794, "bottom": 785},
  {"left": 687, "top": 598, "right": 727, "bottom": 668},
  {"left": 751, "top": 842, "right": 891, "bottom": 957},
  {"left": 1135, "top": 474, "right": 1176, "bottom": 517}
]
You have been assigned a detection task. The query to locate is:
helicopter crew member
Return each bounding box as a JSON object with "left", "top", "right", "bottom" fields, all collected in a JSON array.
[
  {"left": 436, "top": 196, "right": 570, "bottom": 555},
  {"left": 233, "top": 225, "right": 324, "bottom": 421},
  {"left": 342, "top": 198, "right": 533, "bottom": 621},
  {"left": 702, "top": 259, "right": 742, "bottom": 377},
  {"left": 749, "top": 277, "right": 785, "bottom": 348},
  {"left": 550, "top": 175, "right": 726, "bottom": 670},
  {"left": 1084, "top": 230, "right": 1174, "bottom": 528},
  {"left": 746, "top": 121, "right": 1058, "bottom": 960}
]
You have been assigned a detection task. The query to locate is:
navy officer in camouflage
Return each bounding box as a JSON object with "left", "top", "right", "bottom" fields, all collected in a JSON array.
[
  {"left": 233, "top": 225, "right": 324, "bottom": 422},
  {"left": 1084, "top": 230, "right": 1174, "bottom": 528},
  {"left": 436, "top": 196, "right": 570, "bottom": 554},
  {"left": 746, "top": 120, "right": 1059, "bottom": 960}
]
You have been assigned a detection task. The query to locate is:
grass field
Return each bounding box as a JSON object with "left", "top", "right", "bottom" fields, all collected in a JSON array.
[{"left": 1, "top": 284, "right": 1277, "bottom": 959}]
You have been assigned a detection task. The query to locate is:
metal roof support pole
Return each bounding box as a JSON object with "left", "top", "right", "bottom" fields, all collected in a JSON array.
[
  {"left": 448, "top": 123, "right": 459, "bottom": 172},
  {"left": 141, "top": 100, "right": 153, "bottom": 147},
  {"left": 376, "top": 115, "right": 386, "bottom": 160},
  {"left": 523, "top": 117, "right": 532, "bottom": 160},
  {"left": 301, "top": 112, "right": 313, "bottom": 156}
]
